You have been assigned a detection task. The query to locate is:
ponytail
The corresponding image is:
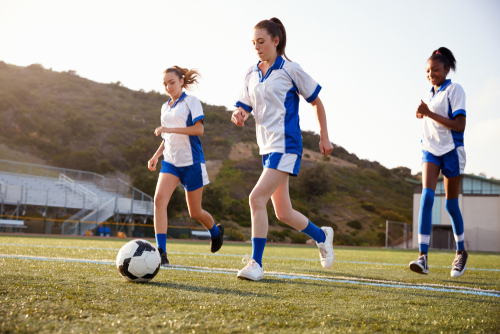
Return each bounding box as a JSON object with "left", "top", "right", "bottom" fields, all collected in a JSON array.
[
  {"left": 429, "top": 47, "right": 456, "bottom": 72},
  {"left": 254, "top": 17, "right": 291, "bottom": 61},
  {"left": 163, "top": 66, "right": 201, "bottom": 90}
]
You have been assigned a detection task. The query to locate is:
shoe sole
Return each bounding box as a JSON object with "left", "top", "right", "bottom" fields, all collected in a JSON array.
[
  {"left": 409, "top": 262, "right": 429, "bottom": 275},
  {"left": 211, "top": 225, "right": 225, "bottom": 253},
  {"left": 236, "top": 272, "right": 263, "bottom": 281},
  {"left": 451, "top": 264, "right": 466, "bottom": 277},
  {"left": 320, "top": 227, "right": 335, "bottom": 269}
]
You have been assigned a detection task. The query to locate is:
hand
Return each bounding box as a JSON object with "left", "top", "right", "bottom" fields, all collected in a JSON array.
[
  {"left": 416, "top": 100, "right": 431, "bottom": 119},
  {"left": 231, "top": 108, "right": 250, "bottom": 127},
  {"left": 319, "top": 137, "right": 333, "bottom": 157},
  {"left": 148, "top": 156, "right": 158, "bottom": 171},
  {"left": 154, "top": 126, "right": 171, "bottom": 136}
]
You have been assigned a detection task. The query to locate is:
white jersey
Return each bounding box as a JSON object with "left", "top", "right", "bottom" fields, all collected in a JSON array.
[
  {"left": 235, "top": 55, "right": 321, "bottom": 157},
  {"left": 161, "top": 92, "right": 205, "bottom": 167},
  {"left": 421, "top": 79, "right": 466, "bottom": 156}
]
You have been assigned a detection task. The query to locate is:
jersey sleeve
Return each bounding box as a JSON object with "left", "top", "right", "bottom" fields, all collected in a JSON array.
[
  {"left": 186, "top": 96, "right": 204, "bottom": 124},
  {"left": 235, "top": 67, "right": 254, "bottom": 113},
  {"left": 448, "top": 84, "right": 466, "bottom": 118},
  {"left": 288, "top": 63, "right": 322, "bottom": 103}
]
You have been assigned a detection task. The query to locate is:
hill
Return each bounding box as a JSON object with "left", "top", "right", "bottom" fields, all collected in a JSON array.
[{"left": 0, "top": 61, "right": 416, "bottom": 246}]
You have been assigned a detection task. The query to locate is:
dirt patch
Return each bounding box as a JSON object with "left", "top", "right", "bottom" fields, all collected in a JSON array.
[
  {"left": 205, "top": 160, "right": 222, "bottom": 180},
  {"left": 0, "top": 143, "right": 47, "bottom": 165},
  {"left": 302, "top": 148, "right": 357, "bottom": 168},
  {"left": 229, "top": 142, "right": 258, "bottom": 161}
]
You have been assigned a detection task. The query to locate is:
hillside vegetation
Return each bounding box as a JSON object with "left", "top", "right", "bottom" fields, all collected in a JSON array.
[{"left": 0, "top": 62, "right": 416, "bottom": 246}]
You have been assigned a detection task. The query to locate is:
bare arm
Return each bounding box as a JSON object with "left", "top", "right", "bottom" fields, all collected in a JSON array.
[
  {"left": 148, "top": 141, "right": 165, "bottom": 171},
  {"left": 310, "top": 97, "right": 333, "bottom": 156},
  {"left": 154, "top": 120, "right": 204, "bottom": 137},
  {"left": 416, "top": 100, "right": 466, "bottom": 132}
]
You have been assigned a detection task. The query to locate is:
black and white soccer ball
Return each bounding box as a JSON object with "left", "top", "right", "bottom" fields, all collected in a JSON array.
[{"left": 116, "top": 239, "right": 161, "bottom": 283}]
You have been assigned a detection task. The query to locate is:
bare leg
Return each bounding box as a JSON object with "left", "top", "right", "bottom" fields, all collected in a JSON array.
[
  {"left": 444, "top": 175, "right": 461, "bottom": 199},
  {"left": 422, "top": 162, "right": 440, "bottom": 191},
  {"left": 154, "top": 173, "right": 180, "bottom": 234},
  {"left": 185, "top": 187, "right": 215, "bottom": 229},
  {"left": 249, "top": 169, "right": 290, "bottom": 238},
  {"left": 271, "top": 176, "right": 308, "bottom": 231}
]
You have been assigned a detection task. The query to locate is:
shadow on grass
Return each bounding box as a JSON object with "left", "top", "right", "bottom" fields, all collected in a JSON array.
[{"left": 148, "top": 281, "right": 276, "bottom": 298}]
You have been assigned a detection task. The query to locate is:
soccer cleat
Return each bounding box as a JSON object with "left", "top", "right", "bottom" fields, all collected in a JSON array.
[
  {"left": 237, "top": 257, "right": 264, "bottom": 281},
  {"left": 317, "top": 227, "right": 335, "bottom": 269},
  {"left": 158, "top": 248, "right": 170, "bottom": 267},
  {"left": 451, "top": 250, "right": 468, "bottom": 277},
  {"left": 210, "top": 224, "right": 225, "bottom": 253},
  {"left": 409, "top": 254, "right": 429, "bottom": 274}
]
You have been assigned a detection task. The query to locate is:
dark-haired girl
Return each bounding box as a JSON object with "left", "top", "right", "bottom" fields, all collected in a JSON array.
[
  {"left": 148, "top": 66, "right": 224, "bottom": 266},
  {"left": 231, "top": 18, "right": 335, "bottom": 281},
  {"left": 409, "top": 47, "right": 468, "bottom": 277}
]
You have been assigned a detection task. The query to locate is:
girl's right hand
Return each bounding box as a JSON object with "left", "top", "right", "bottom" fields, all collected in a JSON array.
[
  {"left": 148, "top": 156, "right": 158, "bottom": 171},
  {"left": 231, "top": 108, "right": 249, "bottom": 127}
]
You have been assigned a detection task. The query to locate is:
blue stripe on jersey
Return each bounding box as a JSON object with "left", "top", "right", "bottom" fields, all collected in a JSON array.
[
  {"left": 186, "top": 112, "right": 205, "bottom": 164},
  {"left": 448, "top": 100, "right": 465, "bottom": 148},
  {"left": 235, "top": 101, "right": 253, "bottom": 113},
  {"left": 306, "top": 84, "right": 322, "bottom": 103},
  {"left": 193, "top": 115, "right": 204, "bottom": 124},
  {"left": 284, "top": 87, "right": 302, "bottom": 156}
]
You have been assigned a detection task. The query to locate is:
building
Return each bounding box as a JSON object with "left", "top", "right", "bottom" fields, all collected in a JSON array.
[{"left": 407, "top": 174, "right": 500, "bottom": 252}]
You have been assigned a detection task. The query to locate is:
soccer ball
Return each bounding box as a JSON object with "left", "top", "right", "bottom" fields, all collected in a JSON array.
[{"left": 116, "top": 239, "right": 161, "bottom": 282}]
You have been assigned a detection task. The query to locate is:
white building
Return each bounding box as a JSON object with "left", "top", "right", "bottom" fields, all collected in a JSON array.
[{"left": 407, "top": 174, "right": 500, "bottom": 252}]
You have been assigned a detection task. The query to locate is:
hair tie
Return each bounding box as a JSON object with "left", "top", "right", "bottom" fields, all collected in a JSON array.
[{"left": 436, "top": 51, "right": 441, "bottom": 54}]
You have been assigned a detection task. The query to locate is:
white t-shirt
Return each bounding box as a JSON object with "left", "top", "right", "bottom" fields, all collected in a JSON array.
[
  {"left": 421, "top": 79, "right": 466, "bottom": 156},
  {"left": 161, "top": 92, "right": 205, "bottom": 167},
  {"left": 235, "top": 55, "right": 321, "bottom": 157}
]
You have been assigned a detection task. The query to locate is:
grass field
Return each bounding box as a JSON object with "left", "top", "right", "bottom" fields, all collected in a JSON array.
[{"left": 1, "top": 235, "right": 499, "bottom": 333}]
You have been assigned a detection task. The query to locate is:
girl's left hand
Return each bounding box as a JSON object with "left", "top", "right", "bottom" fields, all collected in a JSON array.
[
  {"left": 319, "top": 138, "right": 333, "bottom": 157},
  {"left": 416, "top": 100, "right": 431, "bottom": 118},
  {"left": 154, "top": 126, "right": 171, "bottom": 136}
]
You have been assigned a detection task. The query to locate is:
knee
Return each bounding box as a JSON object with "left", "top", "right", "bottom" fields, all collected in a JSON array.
[
  {"left": 154, "top": 194, "right": 169, "bottom": 209},
  {"left": 444, "top": 198, "right": 459, "bottom": 214},
  {"left": 249, "top": 191, "right": 266, "bottom": 211},
  {"left": 420, "top": 188, "right": 435, "bottom": 209},
  {"left": 189, "top": 209, "right": 203, "bottom": 221},
  {"left": 275, "top": 209, "right": 292, "bottom": 223}
]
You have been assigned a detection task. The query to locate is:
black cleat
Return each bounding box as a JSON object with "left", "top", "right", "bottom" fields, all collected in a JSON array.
[
  {"left": 210, "top": 224, "right": 225, "bottom": 253},
  {"left": 158, "top": 248, "right": 170, "bottom": 267},
  {"left": 451, "top": 250, "right": 468, "bottom": 277},
  {"left": 409, "top": 254, "right": 429, "bottom": 274}
]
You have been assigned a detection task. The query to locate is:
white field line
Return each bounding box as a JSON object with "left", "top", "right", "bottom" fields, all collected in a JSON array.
[{"left": 2, "top": 253, "right": 499, "bottom": 295}]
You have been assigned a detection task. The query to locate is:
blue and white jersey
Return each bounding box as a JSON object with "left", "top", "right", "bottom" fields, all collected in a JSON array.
[
  {"left": 235, "top": 55, "right": 321, "bottom": 157},
  {"left": 161, "top": 92, "right": 205, "bottom": 167},
  {"left": 421, "top": 79, "right": 466, "bottom": 156}
]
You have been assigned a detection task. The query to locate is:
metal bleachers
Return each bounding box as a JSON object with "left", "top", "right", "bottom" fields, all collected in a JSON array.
[{"left": 0, "top": 160, "right": 153, "bottom": 235}]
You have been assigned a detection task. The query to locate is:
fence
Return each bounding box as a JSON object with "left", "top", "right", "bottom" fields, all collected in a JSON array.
[{"left": 385, "top": 220, "right": 412, "bottom": 249}]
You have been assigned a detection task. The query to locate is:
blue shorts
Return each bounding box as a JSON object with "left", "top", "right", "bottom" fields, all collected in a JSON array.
[
  {"left": 160, "top": 161, "right": 209, "bottom": 191},
  {"left": 422, "top": 147, "right": 466, "bottom": 178},
  {"left": 262, "top": 153, "right": 301, "bottom": 177}
]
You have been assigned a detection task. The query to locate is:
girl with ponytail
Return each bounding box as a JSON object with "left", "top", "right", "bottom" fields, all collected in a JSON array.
[
  {"left": 148, "top": 66, "right": 224, "bottom": 266},
  {"left": 410, "top": 47, "right": 468, "bottom": 277},
  {"left": 232, "top": 18, "right": 335, "bottom": 281}
]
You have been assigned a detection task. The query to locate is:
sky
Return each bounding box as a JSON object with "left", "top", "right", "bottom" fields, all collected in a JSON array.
[{"left": 1, "top": 0, "right": 499, "bottom": 178}]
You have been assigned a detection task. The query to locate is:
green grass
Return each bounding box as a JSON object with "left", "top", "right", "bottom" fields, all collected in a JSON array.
[{"left": 1, "top": 235, "right": 499, "bottom": 333}]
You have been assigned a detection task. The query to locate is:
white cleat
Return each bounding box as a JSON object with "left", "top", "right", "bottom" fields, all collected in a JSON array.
[
  {"left": 317, "top": 227, "right": 335, "bottom": 269},
  {"left": 237, "top": 257, "right": 264, "bottom": 281}
]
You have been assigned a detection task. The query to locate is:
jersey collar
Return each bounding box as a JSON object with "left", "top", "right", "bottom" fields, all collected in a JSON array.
[
  {"left": 252, "top": 54, "right": 285, "bottom": 72},
  {"left": 167, "top": 91, "right": 188, "bottom": 108},
  {"left": 430, "top": 79, "right": 452, "bottom": 93}
]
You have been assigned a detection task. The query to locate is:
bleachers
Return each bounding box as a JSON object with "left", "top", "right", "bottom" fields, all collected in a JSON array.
[{"left": 0, "top": 160, "right": 153, "bottom": 235}]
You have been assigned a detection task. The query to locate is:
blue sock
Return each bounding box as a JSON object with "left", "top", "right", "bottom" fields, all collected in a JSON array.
[
  {"left": 251, "top": 237, "right": 267, "bottom": 268},
  {"left": 301, "top": 221, "right": 326, "bottom": 243},
  {"left": 208, "top": 223, "right": 220, "bottom": 238},
  {"left": 155, "top": 233, "right": 167, "bottom": 252},
  {"left": 418, "top": 188, "right": 434, "bottom": 254},
  {"left": 445, "top": 198, "right": 465, "bottom": 251}
]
